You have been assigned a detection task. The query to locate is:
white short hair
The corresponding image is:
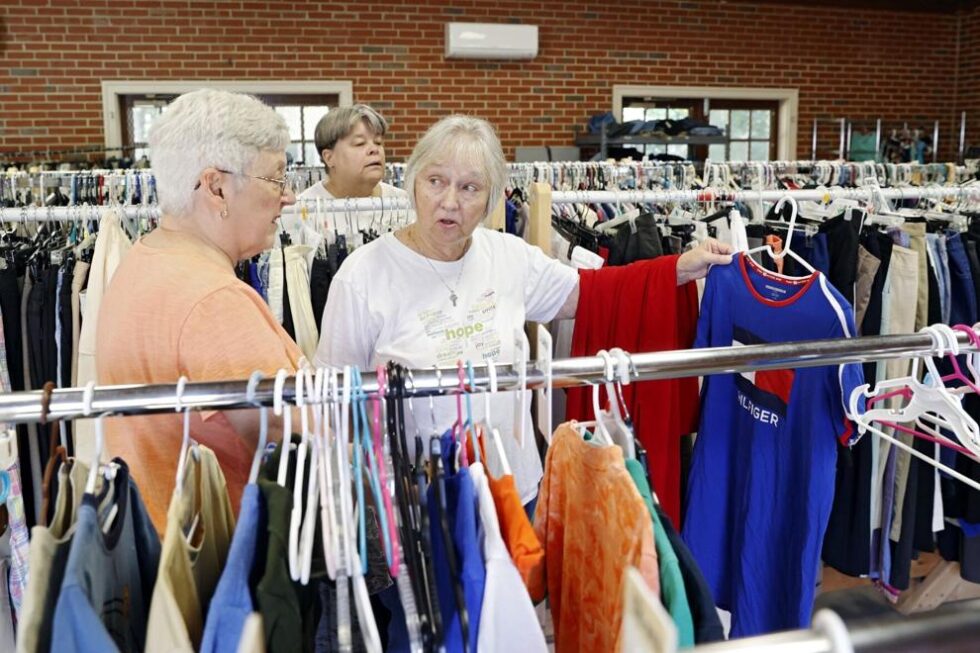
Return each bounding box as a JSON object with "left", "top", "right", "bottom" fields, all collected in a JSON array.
[
  {"left": 405, "top": 115, "right": 507, "bottom": 222},
  {"left": 149, "top": 89, "right": 290, "bottom": 216}
]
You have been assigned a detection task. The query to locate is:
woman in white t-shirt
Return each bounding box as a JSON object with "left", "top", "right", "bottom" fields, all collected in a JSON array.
[
  {"left": 315, "top": 114, "right": 731, "bottom": 505},
  {"left": 297, "top": 104, "right": 405, "bottom": 202}
]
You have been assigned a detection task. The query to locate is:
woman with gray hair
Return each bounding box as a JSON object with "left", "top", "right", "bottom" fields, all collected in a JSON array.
[
  {"left": 96, "top": 88, "right": 303, "bottom": 529},
  {"left": 315, "top": 114, "right": 732, "bottom": 509},
  {"left": 298, "top": 103, "right": 406, "bottom": 201}
]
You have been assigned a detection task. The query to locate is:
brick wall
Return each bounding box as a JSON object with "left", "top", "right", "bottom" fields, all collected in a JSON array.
[
  {"left": 959, "top": 5, "right": 980, "bottom": 157},
  {"left": 0, "top": 0, "right": 970, "bottom": 162}
]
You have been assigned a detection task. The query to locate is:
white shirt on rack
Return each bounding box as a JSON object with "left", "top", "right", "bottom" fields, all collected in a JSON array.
[{"left": 470, "top": 462, "right": 548, "bottom": 653}]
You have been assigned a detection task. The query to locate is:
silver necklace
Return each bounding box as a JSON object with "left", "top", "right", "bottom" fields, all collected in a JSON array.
[{"left": 409, "top": 229, "right": 467, "bottom": 307}]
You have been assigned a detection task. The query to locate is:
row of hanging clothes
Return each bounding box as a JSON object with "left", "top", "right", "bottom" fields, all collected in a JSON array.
[
  {"left": 532, "top": 181, "right": 980, "bottom": 638},
  {"left": 1, "top": 171, "right": 157, "bottom": 209},
  {"left": 1, "top": 337, "right": 733, "bottom": 653}
]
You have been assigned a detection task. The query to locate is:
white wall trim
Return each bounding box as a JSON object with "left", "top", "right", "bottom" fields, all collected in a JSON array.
[
  {"left": 612, "top": 85, "right": 799, "bottom": 160},
  {"left": 101, "top": 80, "right": 354, "bottom": 150}
]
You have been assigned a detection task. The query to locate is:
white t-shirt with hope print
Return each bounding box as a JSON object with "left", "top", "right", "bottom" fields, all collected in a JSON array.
[{"left": 315, "top": 227, "right": 579, "bottom": 502}]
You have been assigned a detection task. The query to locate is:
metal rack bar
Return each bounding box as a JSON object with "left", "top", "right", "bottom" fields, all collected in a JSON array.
[
  {"left": 694, "top": 598, "right": 980, "bottom": 652},
  {"left": 549, "top": 184, "right": 980, "bottom": 205},
  {"left": 0, "top": 329, "right": 973, "bottom": 425}
]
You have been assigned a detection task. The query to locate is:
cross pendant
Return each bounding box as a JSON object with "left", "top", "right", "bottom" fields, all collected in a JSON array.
[{"left": 450, "top": 291, "right": 458, "bottom": 307}]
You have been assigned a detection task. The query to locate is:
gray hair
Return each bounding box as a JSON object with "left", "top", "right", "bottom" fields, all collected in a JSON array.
[
  {"left": 314, "top": 104, "right": 388, "bottom": 163},
  {"left": 405, "top": 115, "right": 507, "bottom": 222},
  {"left": 149, "top": 89, "right": 289, "bottom": 216}
]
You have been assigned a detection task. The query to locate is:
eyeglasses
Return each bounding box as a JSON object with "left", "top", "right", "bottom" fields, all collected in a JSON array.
[{"left": 194, "top": 168, "right": 294, "bottom": 195}]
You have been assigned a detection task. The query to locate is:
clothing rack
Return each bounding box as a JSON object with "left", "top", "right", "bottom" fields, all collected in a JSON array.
[
  {"left": 0, "top": 328, "right": 973, "bottom": 425},
  {"left": 0, "top": 196, "right": 413, "bottom": 223},
  {"left": 691, "top": 597, "right": 980, "bottom": 652}
]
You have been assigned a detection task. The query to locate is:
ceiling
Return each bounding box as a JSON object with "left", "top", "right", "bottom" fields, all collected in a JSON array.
[{"left": 721, "top": 0, "right": 980, "bottom": 13}]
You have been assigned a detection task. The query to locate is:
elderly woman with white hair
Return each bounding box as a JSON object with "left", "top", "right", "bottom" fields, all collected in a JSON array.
[
  {"left": 315, "top": 114, "right": 732, "bottom": 509},
  {"left": 96, "top": 88, "right": 302, "bottom": 529}
]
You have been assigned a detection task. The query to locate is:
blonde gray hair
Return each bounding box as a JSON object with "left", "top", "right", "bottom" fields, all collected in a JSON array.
[
  {"left": 405, "top": 115, "right": 507, "bottom": 222},
  {"left": 149, "top": 89, "right": 289, "bottom": 216},
  {"left": 313, "top": 104, "right": 388, "bottom": 165}
]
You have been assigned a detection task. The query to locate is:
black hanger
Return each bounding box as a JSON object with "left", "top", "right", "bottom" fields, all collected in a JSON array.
[
  {"left": 385, "top": 363, "right": 441, "bottom": 650},
  {"left": 430, "top": 436, "right": 469, "bottom": 652}
]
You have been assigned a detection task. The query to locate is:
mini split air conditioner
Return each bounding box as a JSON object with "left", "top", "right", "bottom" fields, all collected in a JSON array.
[{"left": 444, "top": 22, "right": 538, "bottom": 60}]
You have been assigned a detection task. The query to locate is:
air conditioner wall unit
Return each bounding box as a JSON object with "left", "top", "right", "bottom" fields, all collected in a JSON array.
[{"left": 444, "top": 22, "right": 538, "bottom": 60}]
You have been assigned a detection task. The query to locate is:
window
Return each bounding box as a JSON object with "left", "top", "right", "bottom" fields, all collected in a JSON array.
[
  {"left": 622, "top": 100, "right": 694, "bottom": 159},
  {"left": 102, "top": 81, "right": 353, "bottom": 165},
  {"left": 119, "top": 93, "right": 337, "bottom": 166},
  {"left": 263, "top": 95, "right": 334, "bottom": 166},
  {"left": 707, "top": 101, "right": 777, "bottom": 162},
  {"left": 613, "top": 86, "right": 797, "bottom": 161}
]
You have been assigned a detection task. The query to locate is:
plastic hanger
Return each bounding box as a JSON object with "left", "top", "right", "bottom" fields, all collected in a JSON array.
[
  {"left": 608, "top": 348, "right": 638, "bottom": 459},
  {"left": 851, "top": 327, "right": 980, "bottom": 456},
  {"left": 350, "top": 367, "right": 368, "bottom": 576},
  {"left": 536, "top": 324, "right": 554, "bottom": 446},
  {"left": 82, "top": 381, "right": 108, "bottom": 495},
  {"left": 274, "top": 369, "right": 293, "bottom": 487},
  {"left": 744, "top": 196, "right": 816, "bottom": 275},
  {"left": 246, "top": 371, "right": 269, "bottom": 484},
  {"left": 453, "top": 361, "right": 472, "bottom": 469},
  {"left": 477, "top": 358, "right": 512, "bottom": 476},
  {"left": 514, "top": 329, "right": 529, "bottom": 447},
  {"left": 297, "top": 367, "right": 322, "bottom": 584},
  {"left": 317, "top": 366, "right": 339, "bottom": 581},
  {"left": 355, "top": 367, "right": 393, "bottom": 572},
  {"left": 430, "top": 435, "right": 470, "bottom": 652},
  {"left": 173, "top": 376, "right": 199, "bottom": 498},
  {"left": 374, "top": 366, "right": 400, "bottom": 577},
  {"left": 339, "top": 367, "right": 382, "bottom": 653},
  {"left": 288, "top": 367, "right": 313, "bottom": 580}
]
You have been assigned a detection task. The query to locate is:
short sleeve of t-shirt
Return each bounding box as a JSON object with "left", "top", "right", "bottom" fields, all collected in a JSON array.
[
  {"left": 520, "top": 236, "right": 579, "bottom": 323},
  {"left": 178, "top": 285, "right": 302, "bottom": 413}
]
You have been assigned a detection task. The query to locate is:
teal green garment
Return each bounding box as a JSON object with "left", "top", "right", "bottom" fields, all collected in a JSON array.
[{"left": 625, "top": 459, "right": 696, "bottom": 648}]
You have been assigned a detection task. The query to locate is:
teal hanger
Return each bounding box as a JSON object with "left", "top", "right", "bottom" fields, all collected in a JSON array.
[{"left": 353, "top": 368, "right": 394, "bottom": 572}]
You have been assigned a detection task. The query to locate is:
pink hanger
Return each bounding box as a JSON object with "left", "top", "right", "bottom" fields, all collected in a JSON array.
[{"left": 373, "top": 366, "right": 400, "bottom": 578}]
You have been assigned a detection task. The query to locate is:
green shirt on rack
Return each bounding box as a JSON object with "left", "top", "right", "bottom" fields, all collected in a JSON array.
[{"left": 625, "top": 458, "right": 696, "bottom": 648}]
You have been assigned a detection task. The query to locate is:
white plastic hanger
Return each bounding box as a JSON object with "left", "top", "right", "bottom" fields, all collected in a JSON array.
[
  {"left": 514, "top": 329, "right": 529, "bottom": 447},
  {"left": 246, "top": 371, "right": 269, "bottom": 484},
  {"left": 609, "top": 348, "right": 637, "bottom": 459},
  {"left": 317, "top": 366, "right": 339, "bottom": 580},
  {"left": 849, "top": 327, "right": 980, "bottom": 457},
  {"left": 173, "top": 376, "right": 199, "bottom": 498},
  {"left": 288, "top": 367, "right": 315, "bottom": 581},
  {"left": 297, "top": 367, "right": 322, "bottom": 584},
  {"left": 274, "top": 369, "right": 293, "bottom": 487},
  {"left": 483, "top": 358, "right": 512, "bottom": 476},
  {"left": 744, "top": 196, "right": 817, "bottom": 275},
  {"left": 536, "top": 324, "right": 554, "bottom": 445},
  {"left": 82, "top": 380, "right": 106, "bottom": 495}
]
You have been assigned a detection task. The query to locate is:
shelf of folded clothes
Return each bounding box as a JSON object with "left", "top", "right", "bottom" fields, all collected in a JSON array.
[{"left": 574, "top": 134, "right": 729, "bottom": 146}]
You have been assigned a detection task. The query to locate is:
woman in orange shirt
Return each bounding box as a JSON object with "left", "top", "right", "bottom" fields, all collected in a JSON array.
[{"left": 96, "top": 89, "right": 305, "bottom": 530}]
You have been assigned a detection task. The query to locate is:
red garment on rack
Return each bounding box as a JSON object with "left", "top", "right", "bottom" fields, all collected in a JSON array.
[{"left": 565, "top": 255, "right": 700, "bottom": 526}]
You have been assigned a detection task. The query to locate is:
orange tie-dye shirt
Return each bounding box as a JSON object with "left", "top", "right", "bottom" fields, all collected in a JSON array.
[{"left": 532, "top": 423, "right": 660, "bottom": 653}]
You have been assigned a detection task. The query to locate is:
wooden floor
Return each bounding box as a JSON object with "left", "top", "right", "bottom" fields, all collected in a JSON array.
[{"left": 819, "top": 550, "right": 944, "bottom": 594}]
